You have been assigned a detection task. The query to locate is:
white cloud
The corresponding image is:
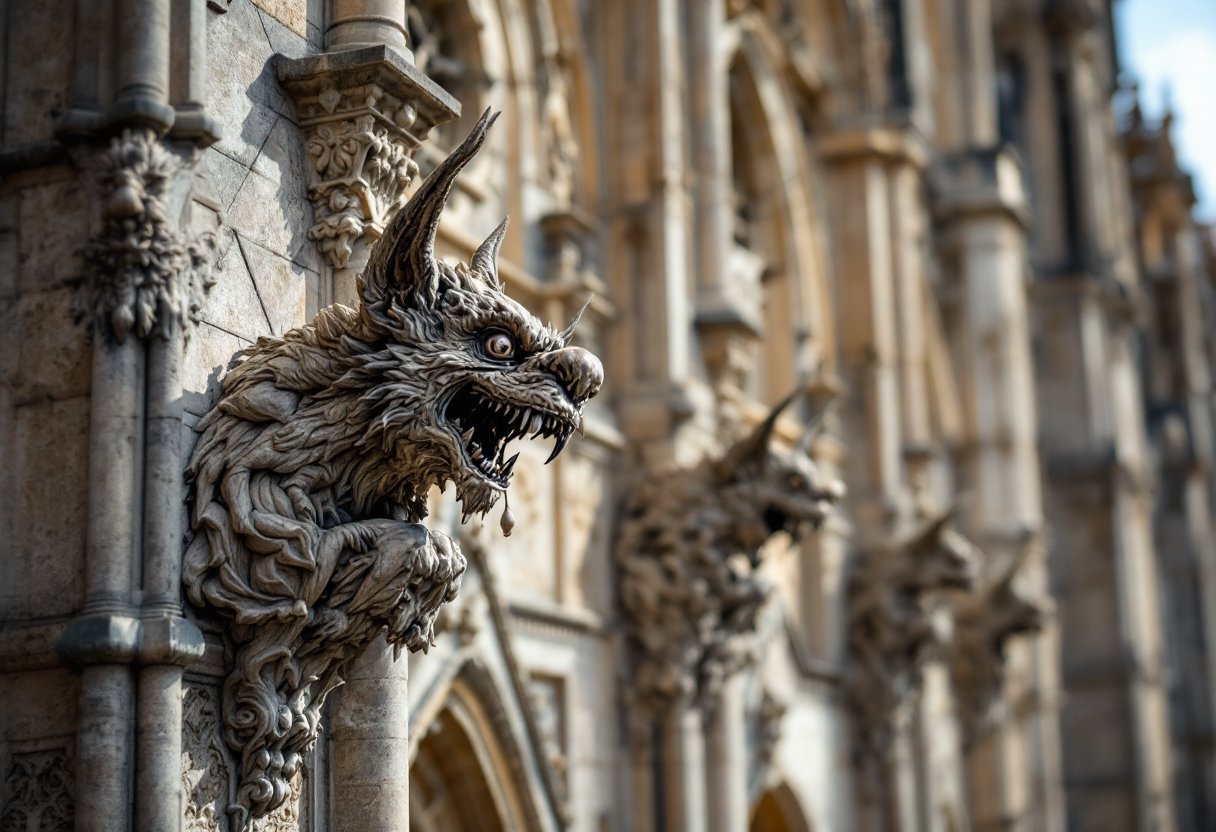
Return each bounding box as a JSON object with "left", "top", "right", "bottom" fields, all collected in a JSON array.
[{"left": 1127, "top": 28, "right": 1216, "bottom": 222}]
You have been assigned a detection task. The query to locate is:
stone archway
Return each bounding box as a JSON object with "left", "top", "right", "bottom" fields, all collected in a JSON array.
[
  {"left": 750, "top": 783, "right": 813, "bottom": 832},
  {"left": 410, "top": 699, "right": 510, "bottom": 832},
  {"left": 409, "top": 660, "right": 551, "bottom": 832}
]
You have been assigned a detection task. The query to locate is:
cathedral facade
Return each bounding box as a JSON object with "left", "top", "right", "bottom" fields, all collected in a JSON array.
[{"left": 2, "top": 1, "right": 1215, "bottom": 832}]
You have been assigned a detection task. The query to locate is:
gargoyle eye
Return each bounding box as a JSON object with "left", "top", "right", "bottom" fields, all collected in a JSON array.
[
  {"left": 788, "top": 475, "right": 806, "bottom": 491},
  {"left": 484, "top": 331, "right": 516, "bottom": 360}
]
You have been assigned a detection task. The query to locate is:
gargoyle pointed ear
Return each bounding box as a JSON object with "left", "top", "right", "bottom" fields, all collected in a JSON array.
[
  {"left": 911, "top": 495, "right": 967, "bottom": 547},
  {"left": 362, "top": 108, "right": 500, "bottom": 312},
  {"left": 714, "top": 386, "right": 802, "bottom": 483},
  {"left": 471, "top": 217, "right": 509, "bottom": 291}
]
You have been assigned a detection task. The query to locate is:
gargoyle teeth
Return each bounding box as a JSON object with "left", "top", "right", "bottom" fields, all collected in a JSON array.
[
  {"left": 445, "top": 383, "right": 583, "bottom": 484},
  {"left": 545, "top": 430, "right": 571, "bottom": 464}
]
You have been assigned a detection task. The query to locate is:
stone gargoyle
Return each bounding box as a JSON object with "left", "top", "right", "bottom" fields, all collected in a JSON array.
[
  {"left": 845, "top": 506, "right": 979, "bottom": 758},
  {"left": 183, "top": 111, "right": 603, "bottom": 828},
  {"left": 951, "top": 533, "right": 1052, "bottom": 745},
  {"left": 615, "top": 391, "right": 845, "bottom": 714}
]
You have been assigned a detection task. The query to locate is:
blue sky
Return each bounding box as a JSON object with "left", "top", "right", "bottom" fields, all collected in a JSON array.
[{"left": 1116, "top": 0, "right": 1216, "bottom": 222}]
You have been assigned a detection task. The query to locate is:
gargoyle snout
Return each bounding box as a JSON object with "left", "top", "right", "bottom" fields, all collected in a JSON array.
[{"left": 537, "top": 346, "right": 603, "bottom": 404}]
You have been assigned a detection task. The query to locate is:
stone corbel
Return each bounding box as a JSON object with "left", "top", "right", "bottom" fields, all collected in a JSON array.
[{"left": 277, "top": 46, "right": 459, "bottom": 272}]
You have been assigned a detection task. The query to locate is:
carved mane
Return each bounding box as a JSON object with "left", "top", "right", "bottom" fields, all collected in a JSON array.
[{"left": 183, "top": 112, "right": 603, "bottom": 829}]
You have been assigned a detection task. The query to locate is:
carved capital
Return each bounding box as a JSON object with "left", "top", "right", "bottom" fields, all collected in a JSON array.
[
  {"left": 277, "top": 45, "right": 460, "bottom": 270},
  {"left": 72, "top": 128, "right": 218, "bottom": 343}
]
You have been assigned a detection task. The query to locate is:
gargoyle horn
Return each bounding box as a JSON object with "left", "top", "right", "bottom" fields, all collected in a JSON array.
[
  {"left": 557, "top": 296, "right": 593, "bottom": 347},
  {"left": 796, "top": 396, "right": 836, "bottom": 454},
  {"left": 714, "top": 386, "right": 802, "bottom": 483},
  {"left": 910, "top": 494, "right": 967, "bottom": 549},
  {"left": 362, "top": 108, "right": 501, "bottom": 311},
  {"left": 471, "top": 217, "right": 509, "bottom": 291}
]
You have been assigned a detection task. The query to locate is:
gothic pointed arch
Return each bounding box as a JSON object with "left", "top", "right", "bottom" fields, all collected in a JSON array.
[
  {"left": 726, "top": 20, "right": 836, "bottom": 400},
  {"left": 409, "top": 658, "right": 554, "bottom": 832},
  {"left": 750, "top": 782, "right": 814, "bottom": 832}
]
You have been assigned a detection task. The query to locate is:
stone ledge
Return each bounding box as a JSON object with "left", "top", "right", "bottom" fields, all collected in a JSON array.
[{"left": 275, "top": 44, "right": 460, "bottom": 137}]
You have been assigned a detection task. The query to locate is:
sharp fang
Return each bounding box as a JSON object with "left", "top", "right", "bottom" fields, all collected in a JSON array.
[
  {"left": 471, "top": 445, "right": 483, "bottom": 460},
  {"left": 502, "top": 452, "right": 520, "bottom": 478},
  {"left": 545, "top": 432, "right": 569, "bottom": 464},
  {"left": 530, "top": 413, "right": 544, "bottom": 436},
  {"left": 462, "top": 427, "right": 474, "bottom": 445}
]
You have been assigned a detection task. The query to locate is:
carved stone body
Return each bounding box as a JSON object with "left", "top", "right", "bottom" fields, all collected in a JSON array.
[
  {"left": 951, "top": 543, "right": 1052, "bottom": 744},
  {"left": 616, "top": 394, "right": 843, "bottom": 713},
  {"left": 845, "top": 509, "right": 980, "bottom": 758},
  {"left": 183, "top": 112, "right": 603, "bottom": 828}
]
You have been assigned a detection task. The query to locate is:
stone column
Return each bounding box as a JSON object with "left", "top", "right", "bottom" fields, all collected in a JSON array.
[
  {"left": 110, "top": 0, "right": 175, "bottom": 130},
  {"left": 819, "top": 127, "right": 924, "bottom": 540},
  {"left": 277, "top": 46, "right": 457, "bottom": 832},
  {"left": 933, "top": 146, "right": 1066, "bottom": 832},
  {"left": 705, "top": 676, "right": 747, "bottom": 832},
  {"left": 327, "top": 0, "right": 409, "bottom": 54},
  {"left": 661, "top": 701, "right": 709, "bottom": 832},
  {"left": 330, "top": 636, "right": 412, "bottom": 832}
]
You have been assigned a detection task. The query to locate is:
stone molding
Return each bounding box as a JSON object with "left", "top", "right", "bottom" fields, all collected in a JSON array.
[
  {"left": 845, "top": 506, "right": 980, "bottom": 758},
  {"left": 277, "top": 45, "right": 460, "bottom": 270},
  {"left": 72, "top": 128, "right": 218, "bottom": 343},
  {"left": 616, "top": 391, "right": 843, "bottom": 715}
]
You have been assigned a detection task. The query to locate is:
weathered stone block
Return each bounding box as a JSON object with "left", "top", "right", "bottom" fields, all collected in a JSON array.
[
  {"left": 9, "top": 287, "right": 91, "bottom": 405},
  {"left": 3, "top": 397, "right": 89, "bottom": 621},
  {"left": 18, "top": 176, "right": 86, "bottom": 292}
]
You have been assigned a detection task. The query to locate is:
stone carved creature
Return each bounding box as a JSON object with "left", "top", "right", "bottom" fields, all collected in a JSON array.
[
  {"left": 184, "top": 111, "right": 603, "bottom": 829},
  {"left": 74, "top": 128, "right": 217, "bottom": 342},
  {"left": 951, "top": 535, "right": 1052, "bottom": 745},
  {"left": 616, "top": 392, "right": 844, "bottom": 713},
  {"left": 845, "top": 506, "right": 979, "bottom": 758}
]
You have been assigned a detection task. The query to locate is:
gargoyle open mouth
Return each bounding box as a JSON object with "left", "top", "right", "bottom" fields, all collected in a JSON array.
[
  {"left": 444, "top": 383, "right": 578, "bottom": 485},
  {"left": 763, "top": 507, "right": 799, "bottom": 536}
]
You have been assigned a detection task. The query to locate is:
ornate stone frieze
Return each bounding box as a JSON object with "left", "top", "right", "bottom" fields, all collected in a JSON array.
[
  {"left": 0, "top": 747, "right": 74, "bottom": 832},
  {"left": 183, "top": 113, "right": 603, "bottom": 830},
  {"left": 951, "top": 534, "right": 1053, "bottom": 745},
  {"left": 73, "top": 128, "right": 217, "bottom": 343},
  {"left": 182, "top": 683, "right": 229, "bottom": 832},
  {"left": 616, "top": 392, "right": 843, "bottom": 714},
  {"left": 845, "top": 507, "right": 979, "bottom": 758},
  {"left": 277, "top": 47, "right": 460, "bottom": 271}
]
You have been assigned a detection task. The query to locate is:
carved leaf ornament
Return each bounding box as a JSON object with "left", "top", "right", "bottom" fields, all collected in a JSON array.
[
  {"left": 183, "top": 111, "right": 603, "bottom": 829},
  {"left": 74, "top": 128, "right": 217, "bottom": 343}
]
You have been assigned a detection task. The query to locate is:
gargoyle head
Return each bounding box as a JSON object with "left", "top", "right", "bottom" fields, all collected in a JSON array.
[
  {"left": 713, "top": 389, "right": 845, "bottom": 554},
  {"left": 903, "top": 503, "right": 980, "bottom": 593},
  {"left": 343, "top": 109, "right": 604, "bottom": 520}
]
